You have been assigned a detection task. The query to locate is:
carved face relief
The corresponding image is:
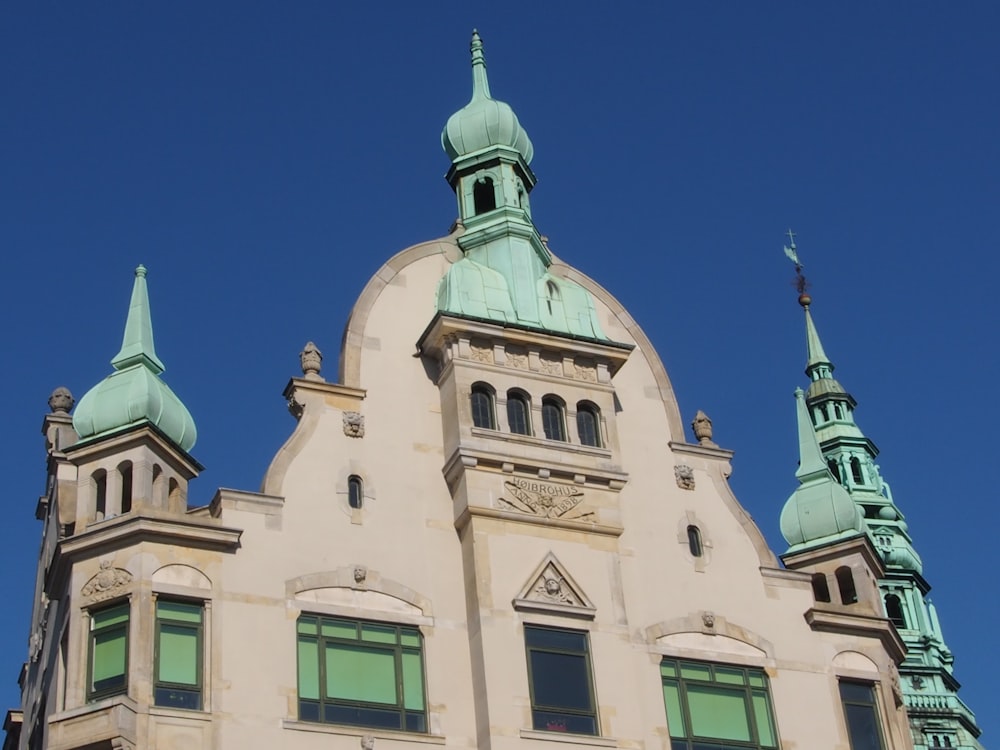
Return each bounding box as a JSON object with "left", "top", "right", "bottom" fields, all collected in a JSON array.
[
  {"left": 343, "top": 411, "right": 365, "bottom": 438},
  {"left": 675, "top": 464, "right": 696, "bottom": 490}
]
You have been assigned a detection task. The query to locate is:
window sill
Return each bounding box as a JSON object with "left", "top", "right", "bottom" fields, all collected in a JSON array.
[
  {"left": 150, "top": 705, "right": 210, "bottom": 721},
  {"left": 471, "top": 427, "right": 612, "bottom": 458},
  {"left": 519, "top": 729, "right": 617, "bottom": 746},
  {"left": 282, "top": 720, "right": 445, "bottom": 744}
]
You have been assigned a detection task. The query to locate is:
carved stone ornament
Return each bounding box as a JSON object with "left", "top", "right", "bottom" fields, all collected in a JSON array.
[
  {"left": 343, "top": 411, "right": 365, "bottom": 438},
  {"left": 675, "top": 464, "right": 696, "bottom": 491},
  {"left": 911, "top": 675, "right": 925, "bottom": 691},
  {"left": 361, "top": 735, "right": 375, "bottom": 750},
  {"left": 81, "top": 560, "right": 133, "bottom": 601},
  {"left": 506, "top": 349, "right": 528, "bottom": 370},
  {"left": 889, "top": 665, "right": 905, "bottom": 708},
  {"left": 702, "top": 611, "right": 716, "bottom": 629},
  {"left": 498, "top": 478, "right": 593, "bottom": 521},
  {"left": 28, "top": 631, "right": 42, "bottom": 663},
  {"left": 300, "top": 341, "right": 323, "bottom": 379},
  {"left": 469, "top": 340, "right": 493, "bottom": 364},
  {"left": 573, "top": 362, "right": 597, "bottom": 382},
  {"left": 353, "top": 566, "right": 367, "bottom": 584},
  {"left": 539, "top": 355, "right": 562, "bottom": 375},
  {"left": 691, "top": 410, "right": 716, "bottom": 446},
  {"left": 513, "top": 552, "right": 596, "bottom": 618},
  {"left": 48, "top": 386, "right": 74, "bottom": 414}
]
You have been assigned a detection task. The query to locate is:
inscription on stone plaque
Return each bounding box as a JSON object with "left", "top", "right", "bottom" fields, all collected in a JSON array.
[{"left": 499, "top": 478, "right": 592, "bottom": 521}]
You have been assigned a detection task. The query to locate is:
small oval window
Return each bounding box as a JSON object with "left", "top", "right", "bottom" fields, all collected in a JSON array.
[
  {"left": 687, "top": 525, "right": 703, "bottom": 558},
  {"left": 348, "top": 475, "right": 364, "bottom": 510}
]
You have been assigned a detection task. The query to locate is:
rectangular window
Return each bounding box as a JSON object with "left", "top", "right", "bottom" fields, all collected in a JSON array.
[
  {"left": 661, "top": 659, "right": 778, "bottom": 750},
  {"left": 840, "top": 681, "right": 887, "bottom": 750},
  {"left": 524, "top": 625, "right": 598, "bottom": 736},
  {"left": 88, "top": 602, "right": 129, "bottom": 700},
  {"left": 297, "top": 616, "right": 426, "bottom": 732},
  {"left": 154, "top": 600, "right": 204, "bottom": 710}
]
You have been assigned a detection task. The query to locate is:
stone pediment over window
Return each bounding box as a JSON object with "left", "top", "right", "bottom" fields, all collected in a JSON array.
[{"left": 513, "top": 552, "right": 595, "bottom": 619}]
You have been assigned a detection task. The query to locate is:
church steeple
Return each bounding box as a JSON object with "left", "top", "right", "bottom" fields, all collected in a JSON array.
[
  {"left": 436, "top": 31, "right": 606, "bottom": 341},
  {"left": 783, "top": 234, "right": 984, "bottom": 749}
]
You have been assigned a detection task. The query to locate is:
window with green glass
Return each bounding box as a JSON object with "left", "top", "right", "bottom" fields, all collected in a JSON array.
[
  {"left": 88, "top": 602, "right": 129, "bottom": 700},
  {"left": 297, "top": 615, "right": 426, "bottom": 732},
  {"left": 660, "top": 659, "right": 778, "bottom": 750},
  {"left": 154, "top": 600, "right": 204, "bottom": 710},
  {"left": 524, "top": 626, "right": 598, "bottom": 736}
]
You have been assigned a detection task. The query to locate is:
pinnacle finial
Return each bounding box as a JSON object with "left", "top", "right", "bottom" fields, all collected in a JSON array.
[
  {"left": 111, "top": 263, "right": 165, "bottom": 374},
  {"left": 783, "top": 229, "right": 811, "bottom": 306},
  {"left": 469, "top": 28, "right": 491, "bottom": 100}
]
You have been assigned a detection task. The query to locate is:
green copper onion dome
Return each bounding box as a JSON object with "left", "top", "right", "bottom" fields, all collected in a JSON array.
[
  {"left": 780, "top": 388, "right": 864, "bottom": 552},
  {"left": 73, "top": 265, "right": 197, "bottom": 452},
  {"left": 442, "top": 30, "right": 534, "bottom": 164}
]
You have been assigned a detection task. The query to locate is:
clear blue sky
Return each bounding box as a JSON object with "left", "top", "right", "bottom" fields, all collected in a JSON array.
[{"left": 2, "top": 2, "right": 996, "bottom": 736}]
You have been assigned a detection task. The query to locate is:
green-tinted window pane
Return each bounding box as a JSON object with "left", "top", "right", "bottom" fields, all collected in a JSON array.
[
  {"left": 158, "top": 625, "right": 198, "bottom": 685},
  {"left": 93, "top": 630, "right": 127, "bottom": 683},
  {"left": 660, "top": 661, "right": 677, "bottom": 678},
  {"left": 748, "top": 672, "right": 766, "bottom": 688},
  {"left": 157, "top": 601, "right": 202, "bottom": 623},
  {"left": 298, "top": 618, "right": 318, "bottom": 635},
  {"left": 687, "top": 685, "right": 751, "bottom": 742},
  {"left": 400, "top": 630, "right": 420, "bottom": 648},
  {"left": 715, "top": 667, "right": 745, "bottom": 685},
  {"left": 402, "top": 651, "right": 424, "bottom": 710},
  {"left": 662, "top": 681, "right": 685, "bottom": 738},
  {"left": 322, "top": 620, "right": 358, "bottom": 640},
  {"left": 298, "top": 638, "right": 319, "bottom": 700},
  {"left": 93, "top": 605, "right": 129, "bottom": 629},
  {"left": 326, "top": 643, "right": 397, "bottom": 705},
  {"left": 680, "top": 662, "right": 712, "bottom": 681},
  {"left": 753, "top": 690, "right": 776, "bottom": 747},
  {"left": 362, "top": 624, "right": 397, "bottom": 644}
]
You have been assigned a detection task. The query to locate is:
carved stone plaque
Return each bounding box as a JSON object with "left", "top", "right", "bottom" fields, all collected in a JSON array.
[{"left": 498, "top": 478, "right": 592, "bottom": 521}]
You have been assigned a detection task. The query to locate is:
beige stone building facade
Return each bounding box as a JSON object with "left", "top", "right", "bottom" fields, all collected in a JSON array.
[{"left": 7, "top": 33, "right": 926, "bottom": 750}]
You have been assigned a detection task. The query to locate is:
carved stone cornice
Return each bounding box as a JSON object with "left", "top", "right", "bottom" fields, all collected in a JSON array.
[
  {"left": 442, "top": 445, "right": 629, "bottom": 492},
  {"left": 804, "top": 608, "right": 907, "bottom": 663}
]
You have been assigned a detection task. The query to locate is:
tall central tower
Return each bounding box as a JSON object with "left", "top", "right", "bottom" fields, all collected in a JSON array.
[{"left": 787, "top": 247, "right": 984, "bottom": 750}]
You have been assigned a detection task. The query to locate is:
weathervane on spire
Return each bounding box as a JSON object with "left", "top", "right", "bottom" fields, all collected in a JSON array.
[{"left": 783, "top": 229, "right": 811, "bottom": 307}]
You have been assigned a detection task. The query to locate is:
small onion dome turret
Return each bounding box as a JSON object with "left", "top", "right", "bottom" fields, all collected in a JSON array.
[{"left": 442, "top": 30, "right": 533, "bottom": 164}]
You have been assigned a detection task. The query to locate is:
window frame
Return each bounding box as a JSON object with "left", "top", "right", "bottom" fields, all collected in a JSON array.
[
  {"left": 153, "top": 598, "right": 204, "bottom": 710},
  {"left": 524, "top": 625, "right": 599, "bottom": 736},
  {"left": 541, "top": 396, "right": 567, "bottom": 442},
  {"left": 506, "top": 389, "right": 532, "bottom": 436},
  {"left": 839, "top": 681, "right": 887, "bottom": 750},
  {"left": 87, "top": 601, "right": 130, "bottom": 702},
  {"left": 471, "top": 383, "right": 497, "bottom": 430},
  {"left": 296, "top": 614, "right": 427, "bottom": 733},
  {"left": 575, "top": 402, "right": 601, "bottom": 447},
  {"left": 660, "top": 658, "right": 779, "bottom": 750},
  {"left": 348, "top": 475, "right": 364, "bottom": 510}
]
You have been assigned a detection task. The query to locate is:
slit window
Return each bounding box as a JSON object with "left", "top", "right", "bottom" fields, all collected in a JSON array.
[
  {"left": 541, "top": 398, "right": 566, "bottom": 442},
  {"left": 687, "top": 526, "right": 703, "bottom": 558},
  {"left": 348, "top": 476, "right": 364, "bottom": 510},
  {"left": 884, "top": 594, "right": 906, "bottom": 629},
  {"left": 473, "top": 177, "right": 496, "bottom": 214},
  {"left": 812, "top": 573, "right": 832, "bottom": 603},
  {"left": 120, "top": 462, "right": 133, "bottom": 514},
  {"left": 576, "top": 403, "right": 600, "bottom": 447},
  {"left": 850, "top": 457, "right": 864, "bottom": 484},
  {"left": 507, "top": 391, "right": 531, "bottom": 435},
  {"left": 836, "top": 566, "right": 858, "bottom": 605}
]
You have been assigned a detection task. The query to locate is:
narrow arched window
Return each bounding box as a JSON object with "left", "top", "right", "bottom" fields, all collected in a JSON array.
[
  {"left": 827, "top": 459, "right": 841, "bottom": 483},
  {"left": 885, "top": 594, "right": 906, "bottom": 629},
  {"left": 119, "top": 462, "right": 133, "bottom": 514},
  {"left": 470, "top": 383, "right": 496, "bottom": 429},
  {"left": 834, "top": 403, "right": 844, "bottom": 419},
  {"left": 576, "top": 403, "right": 601, "bottom": 447},
  {"left": 93, "top": 471, "right": 107, "bottom": 521},
  {"left": 541, "top": 397, "right": 566, "bottom": 441},
  {"left": 473, "top": 176, "right": 496, "bottom": 215},
  {"left": 687, "top": 525, "right": 703, "bottom": 557},
  {"left": 850, "top": 456, "right": 864, "bottom": 484},
  {"left": 812, "top": 573, "right": 831, "bottom": 603},
  {"left": 348, "top": 475, "right": 364, "bottom": 510},
  {"left": 819, "top": 404, "right": 829, "bottom": 422},
  {"left": 507, "top": 390, "right": 531, "bottom": 435},
  {"left": 836, "top": 566, "right": 858, "bottom": 605}
]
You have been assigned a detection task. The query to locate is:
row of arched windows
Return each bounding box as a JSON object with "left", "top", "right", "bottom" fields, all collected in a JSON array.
[
  {"left": 90, "top": 462, "right": 183, "bottom": 523},
  {"left": 827, "top": 455, "right": 866, "bottom": 486},
  {"left": 470, "top": 383, "right": 602, "bottom": 447},
  {"left": 811, "top": 567, "right": 858, "bottom": 605}
]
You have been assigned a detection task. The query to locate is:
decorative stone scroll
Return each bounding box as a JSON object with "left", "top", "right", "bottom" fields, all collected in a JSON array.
[
  {"left": 343, "top": 411, "right": 365, "bottom": 438},
  {"left": 498, "top": 478, "right": 593, "bottom": 521},
  {"left": 81, "top": 560, "right": 133, "bottom": 602},
  {"left": 514, "top": 552, "right": 596, "bottom": 618}
]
